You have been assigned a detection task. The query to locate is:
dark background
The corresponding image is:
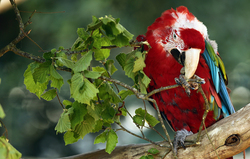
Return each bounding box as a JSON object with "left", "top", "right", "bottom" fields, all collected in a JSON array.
[{"left": 0, "top": 0, "right": 249, "bottom": 158}]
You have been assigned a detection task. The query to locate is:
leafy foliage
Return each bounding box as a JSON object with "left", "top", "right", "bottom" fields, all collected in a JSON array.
[
  {"left": 0, "top": 104, "right": 22, "bottom": 159},
  {"left": 133, "top": 108, "right": 160, "bottom": 127},
  {"left": 21, "top": 15, "right": 159, "bottom": 155}
]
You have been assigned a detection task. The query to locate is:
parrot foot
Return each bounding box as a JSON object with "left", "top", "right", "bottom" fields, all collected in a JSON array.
[
  {"left": 175, "top": 75, "right": 191, "bottom": 95},
  {"left": 173, "top": 129, "right": 193, "bottom": 155},
  {"left": 175, "top": 74, "right": 205, "bottom": 95}
]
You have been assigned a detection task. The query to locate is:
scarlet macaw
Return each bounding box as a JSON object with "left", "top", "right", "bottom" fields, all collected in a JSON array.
[{"left": 140, "top": 6, "right": 235, "bottom": 157}]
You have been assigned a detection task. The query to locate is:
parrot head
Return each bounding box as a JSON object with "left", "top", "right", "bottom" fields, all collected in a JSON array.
[{"left": 146, "top": 6, "right": 212, "bottom": 79}]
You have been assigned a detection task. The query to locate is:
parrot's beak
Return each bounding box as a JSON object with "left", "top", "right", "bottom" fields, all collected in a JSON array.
[
  {"left": 170, "top": 48, "right": 201, "bottom": 79},
  {"left": 184, "top": 48, "right": 201, "bottom": 79}
]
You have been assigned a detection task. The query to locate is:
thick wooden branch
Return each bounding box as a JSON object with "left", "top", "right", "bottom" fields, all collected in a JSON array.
[{"left": 61, "top": 103, "right": 250, "bottom": 159}]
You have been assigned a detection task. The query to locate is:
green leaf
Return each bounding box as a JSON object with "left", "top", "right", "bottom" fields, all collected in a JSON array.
[
  {"left": 111, "top": 33, "right": 130, "bottom": 47},
  {"left": 55, "top": 110, "right": 71, "bottom": 133},
  {"left": 54, "top": 57, "right": 75, "bottom": 69},
  {"left": 50, "top": 66, "right": 64, "bottom": 91},
  {"left": 135, "top": 108, "right": 159, "bottom": 127},
  {"left": 87, "top": 16, "right": 103, "bottom": 31},
  {"left": 50, "top": 76, "right": 64, "bottom": 91},
  {"left": 101, "top": 16, "right": 115, "bottom": 25},
  {"left": 70, "top": 73, "right": 99, "bottom": 104},
  {"left": 43, "top": 51, "right": 54, "bottom": 61},
  {"left": 33, "top": 61, "right": 51, "bottom": 83},
  {"left": 94, "top": 48, "right": 110, "bottom": 61},
  {"left": 106, "top": 129, "right": 118, "bottom": 154},
  {"left": 87, "top": 104, "right": 100, "bottom": 121},
  {"left": 104, "top": 60, "right": 117, "bottom": 75},
  {"left": 148, "top": 148, "right": 160, "bottom": 155},
  {"left": 123, "top": 28, "right": 134, "bottom": 40},
  {"left": 0, "top": 136, "right": 22, "bottom": 159},
  {"left": 71, "top": 37, "right": 84, "bottom": 51},
  {"left": 58, "top": 46, "right": 64, "bottom": 50},
  {"left": 124, "top": 57, "right": 135, "bottom": 80},
  {"left": 98, "top": 83, "right": 121, "bottom": 104},
  {"left": 120, "top": 107, "right": 127, "bottom": 116},
  {"left": 101, "top": 106, "right": 116, "bottom": 120},
  {"left": 63, "top": 100, "right": 72, "bottom": 107},
  {"left": 77, "top": 28, "right": 90, "bottom": 41},
  {"left": 94, "top": 130, "right": 107, "bottom": 144},
  {"left": 92, "top": 66, "right": 109, "bottom": 77},
  {"left": 70, "top": 73, "right": 84, "bottom": 97},
  {"left": 41, "top": 89, "right": 57, "bottom": 101},
  {"left": 64, "top": 131, "right": 81, "bottom": 145},
  {"left": 75, "top": 114, "right": 95, "bottom": 138},
  {"left": 145, "top": 113, "right": 159, "bottom": 127},
  {"left": 139, "top": 155, "right": 154, "bottom": 159},
  {"left": 100, "top": 15, "right": 133, "bottom": 47},
  {"left": 84, "top": 70, "right": 102, "bottom": 79},
  {"left": 0, "top": 105, "right": 5, "bottom": 119},
  {"left": 24, "top": 62, "right": 48, "bottom": 98},
  {"left": 70, "top": 102, "right": 88, "bottom": 129},
  {"left": 133, "top": 115, "right": 144, "bottom": 126},
  {"left": 140, "top": 71, "right": 151, "bottom": 88},
  {"left": 73, "top": 51, "right": 93, "bottom": 73},
  {"left": 116, "top": 53, "right": 126, "bottom": 69},
  {"left": 139, "top": 156, "right": 147, "bottom": 159},
  {"left": 92, "top": 120, "right": 103, "bottom": 133},
  {"left": 118, "top": 89, "right": 134, "bottom": 100},
  {"left": 133, "top": 56, "right": 146, "bottom": 72},
  {"left": 83, "top": 78, "right": 99, "bottom": 104},
  {"left": 93, "top": 37, "right": 111, "bottom": 61}
]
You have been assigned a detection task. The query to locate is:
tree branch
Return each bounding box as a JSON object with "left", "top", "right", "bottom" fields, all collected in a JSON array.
[{"left": 61, "top": 103, "right": 250, "bottom": 159}]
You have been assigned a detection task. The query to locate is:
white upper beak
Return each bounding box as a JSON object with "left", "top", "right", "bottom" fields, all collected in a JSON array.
[{"left": 184, "top": 48, "right": 201, "bottom": 79}]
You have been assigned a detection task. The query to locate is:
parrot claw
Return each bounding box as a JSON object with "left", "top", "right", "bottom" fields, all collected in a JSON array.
[
  {"left": 175, "top": 73, "right": 205, "bottom": 95},
  {"left": 173, "top": 129, "right": 193, "bottom": 155},
  {"left": 175, "top": 75, "right": 191, "bottom": 95},
  {"left": 188, "top": 75, "right": 205, "bottom": 84}
]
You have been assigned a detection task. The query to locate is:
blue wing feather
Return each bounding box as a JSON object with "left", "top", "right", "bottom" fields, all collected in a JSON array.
[{"left": 201, "top": 40, "right": 235, "bottom": 117}]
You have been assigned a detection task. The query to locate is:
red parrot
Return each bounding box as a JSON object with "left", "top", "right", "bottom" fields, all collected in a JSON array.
[{"left": 140, "top": 6, "right": 235, "bottom": 157}]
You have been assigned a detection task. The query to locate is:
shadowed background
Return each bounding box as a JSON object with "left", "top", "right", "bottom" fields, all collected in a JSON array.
[{"left": 0, "top": 0, "right": 249, "bottom": 158}]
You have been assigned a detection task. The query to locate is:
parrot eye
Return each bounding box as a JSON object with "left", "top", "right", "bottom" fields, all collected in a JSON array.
[{"left": 173, "top": 32, "right": 177, "bottom": 40}]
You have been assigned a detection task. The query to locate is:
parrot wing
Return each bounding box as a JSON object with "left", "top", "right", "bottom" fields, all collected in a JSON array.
[{"left": 202, "top": 40, "right": 235, "bottom": 118}]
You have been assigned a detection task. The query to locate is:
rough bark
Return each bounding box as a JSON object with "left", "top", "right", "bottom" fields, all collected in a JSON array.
[{"left": 61, "top": 103, "right": 250, "bottom": 159}]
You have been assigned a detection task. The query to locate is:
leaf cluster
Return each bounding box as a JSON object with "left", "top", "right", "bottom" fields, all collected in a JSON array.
[{"left": 22, "top": 15, "right": 158, "bottom": 154}]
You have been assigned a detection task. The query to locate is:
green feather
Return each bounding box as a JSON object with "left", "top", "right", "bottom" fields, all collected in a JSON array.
[
  {"left": 205, "top": 41, "right": 218, "bottom": 66},
  {"left": 205, "top": 40, "right": 228, "bottom": 83},
  {"left": 216, "top": 56, "right": 228, "bottom": 83}
]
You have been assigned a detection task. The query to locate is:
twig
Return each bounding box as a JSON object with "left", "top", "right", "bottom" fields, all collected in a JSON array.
[
  {"left": 148, "top": 98, "right": 176, "bottom": 157},
  {"left": 10, "top": 0, "right": 24, "bottom": 31},
  {"left": 140, "top": 100, "right": 147, "bottom": 138},
  {"left": 55, "top": 89, "right": 64, "bottom": 109},
  {"left": 9, "top": 45, "right": 45, "bottom": 63},
  {"left": 0, "top": 30, "right": 31, "bottom": 57},
  {"left": 0, "top": 120, "right": 8, "bottom": 139},
  {"left": 98, "top": 76, "right": 139, "bottom": 94},
  {"left": 115, "top": 122, "right": 165, "bottom": 147},
  {"left": 65, "top": 41, "right": 146, "bottom": 56},
  {"left": 148, "top": 125, "right": 168, "bottom": 141},
  {"left": 196, "top": 84, "right": 209, "bottom": 143},
  {"left": 20, "top": 28, "right": 45, "bottom": 52},
  {"left": 20, "top": 11, "right": 65, "bottom": 14},
  {"left": 146, "top": 84, "right": 179, "bottom": 98},
  {"left": 24, "top": 10, "right": 37, "bottom": 28}
]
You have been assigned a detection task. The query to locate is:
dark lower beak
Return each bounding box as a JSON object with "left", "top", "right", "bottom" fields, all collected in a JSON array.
[{"left": 170, "top": 49, "right": 185, "bottom": 66}]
